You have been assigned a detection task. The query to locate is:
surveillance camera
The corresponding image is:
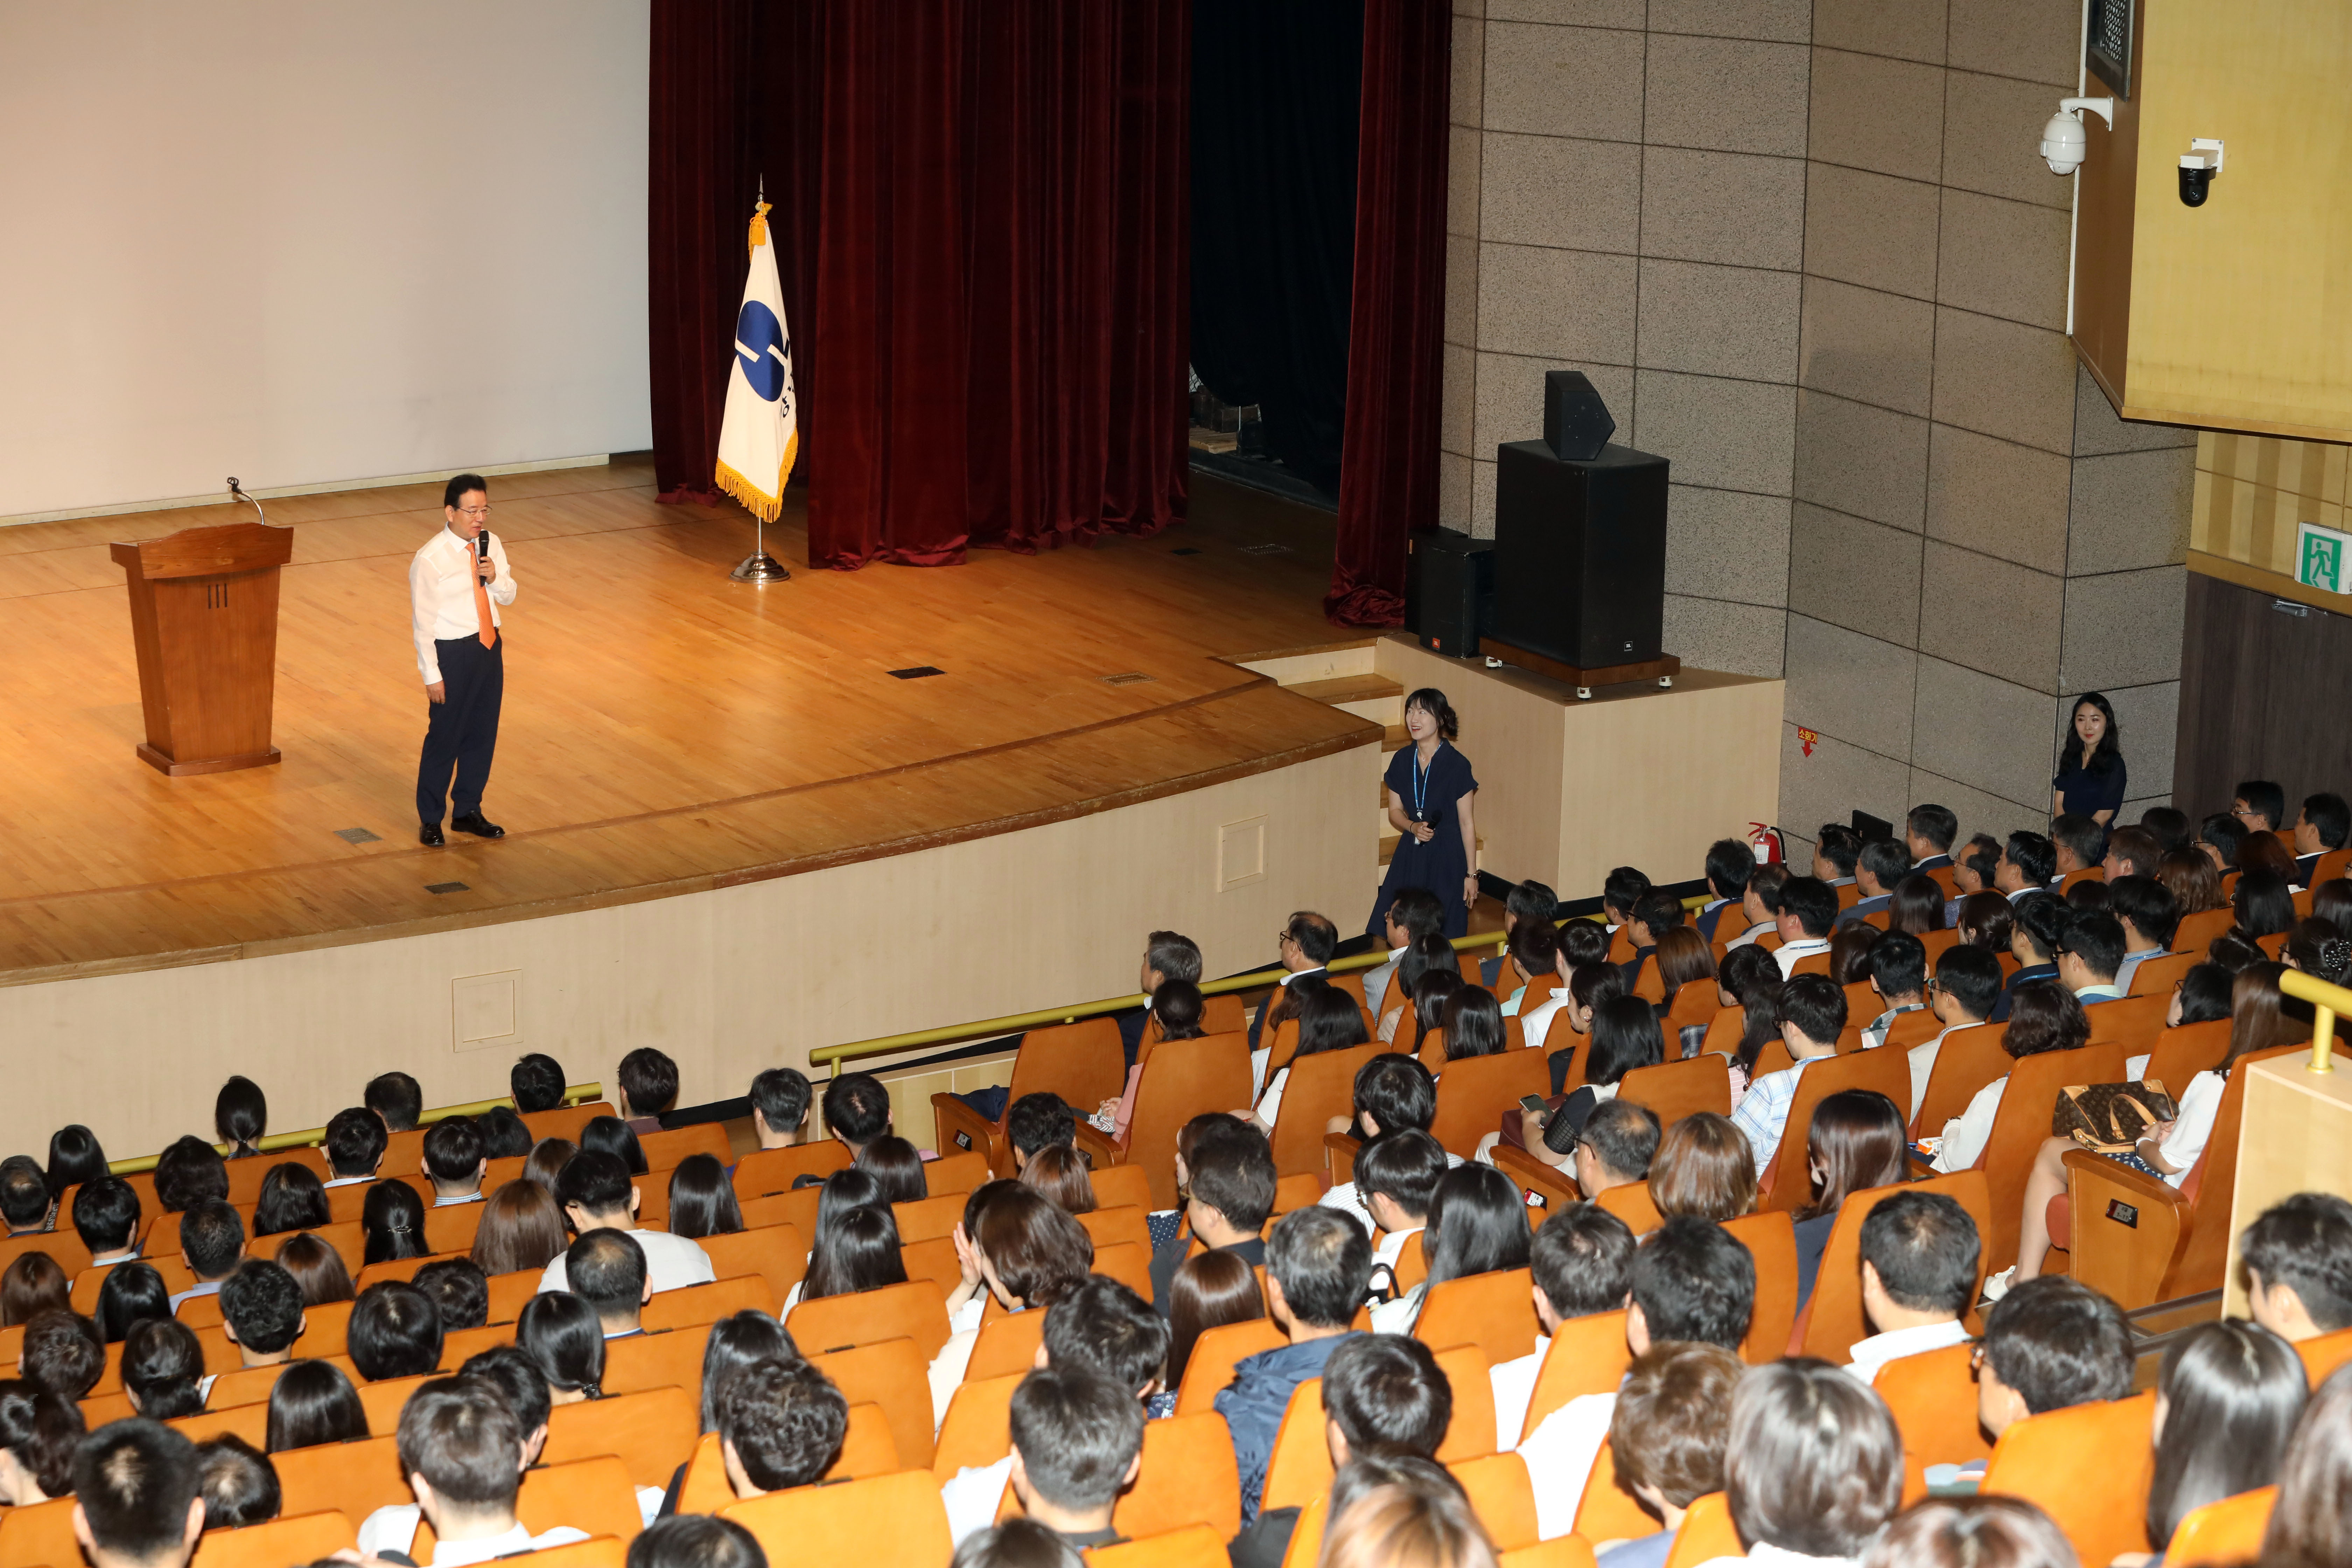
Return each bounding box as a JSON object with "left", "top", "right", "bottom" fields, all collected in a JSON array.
[
  {"left": 2039, "top": 97, "right": 2114, "bottom": 176},
  {"left": 2178, "top": 138, "right": 2223, "bottom": 207}
]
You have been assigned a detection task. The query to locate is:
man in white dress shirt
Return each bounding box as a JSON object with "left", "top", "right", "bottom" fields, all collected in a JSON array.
[
  {"left": 1364, "top": 889, "right": 1444, "bottom": 1019},
  {"left": 358, "top": 1378, "right": 589, "bottom": 1565},
  {"left": 1842, "top": 1191, "right": 1978, "bottom": 1389},
  {"left": 68, "top": 1422, "right": 206, "bottom": 1568},
  {"left": 534, "top": 1151, "right": 715, "bottom": 1296},
  {"left": 411, "top": 474, "right": 516, "bottom": 847}
]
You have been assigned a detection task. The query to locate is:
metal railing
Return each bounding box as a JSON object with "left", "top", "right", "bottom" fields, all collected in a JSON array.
[
  {"left": 103, "top": 1082, "right": 607, "bottom": 1176},
  {"left": 2282, "top": 971, "right": 2352, "bottom": 1074}
]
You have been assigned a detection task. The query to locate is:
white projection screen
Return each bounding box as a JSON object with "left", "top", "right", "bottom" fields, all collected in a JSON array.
[{"left": 0, "top": 1, "right": 652, "bottom": 520}]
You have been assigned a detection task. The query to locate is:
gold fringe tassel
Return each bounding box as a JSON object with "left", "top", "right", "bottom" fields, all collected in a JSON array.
[
  {"left": 715, "top": 458, "right": 783, "bottom": 523},
  {"left": 748, "top": 200, "right": 772, "bottom": 255}
]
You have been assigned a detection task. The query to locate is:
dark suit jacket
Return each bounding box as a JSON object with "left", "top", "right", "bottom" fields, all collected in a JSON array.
[
  {"left": 1991, "top": 963, "right": 2059, "bottom": 1022},
  {"left": 1837, "top": 893, "right": 1892, "bottom": 928},
  {"left": 2298, "top": 852, "right": 2327, "bottom": 886},
  {"left": 1695, "top": 899, "right": 1733, "bottom": 943}
]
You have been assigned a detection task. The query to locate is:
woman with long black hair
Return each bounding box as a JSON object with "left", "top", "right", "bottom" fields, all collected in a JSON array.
[
  {"left": 2053, "top": 691, "right": 2126, "bottom": 824},
  {"left": 1369, "top": 688, "right": 1480, "bottom": 940}
]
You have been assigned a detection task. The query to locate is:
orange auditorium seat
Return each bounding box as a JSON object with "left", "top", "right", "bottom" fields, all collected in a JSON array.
[
  {"left": 894, "top": 1192, "right": 966, "bottom": 1245},
  {"left": 1114, "top": 1410, "right": 1245, "bottom": 1541},
  {"left": 380, "top": 1128, "right": 428, "bottom": 1178},
  {"left": 966, "top": 1309, "right": 1049, "bottom": 1383},
  {"left": 2295, "top": 1325, "right": 2352, "bottom": 1386},
  {"left": 1755, "top": 1048, "right": 1908, "bottom": 1213},
  {"left": 927, "top": 1149, "right": 993, "bottom": 1196},
  {"left": 1909, "top": 1024, "right": 2009, "bottom": 1139},
  {"left": 1123, "top": 1031, "right": 1254, "bottom": 1210},
  {"left": 1412, "top": 1267, "right": 1540, "bottom": 1369},
  {"left": 1092, "top": 1241, "right": 1155, "bottom": 1303},
  {"left": 1269, "top": 1045, "right": 1386, "bottom": 1179},
  {"left": 1980, "top": 1391, "right": 2156, "bottom": 1566},
  {"left": 733, "top": 1140, "right": 852, "bottom": 1197},
  {"left": 1661, "top": 1493, "right": 1741, "bottom": 1568},
  {"left": 1875, "top": 1342, "right": 1990, "bottom": 1471},
  {"left": 1430, "top": 1051, "right": 1550, "bottom": 1159},
  {"left": 639, "top": 1124, "right": 732, "bottom": 1170},
  {"left": 2142, "top": 1019, "right": 2234, "bottom": 1088},
  {"left": 2126, "top": 951, "right": 2199, "bottom": 998},
  {"left": 1493, "top": 1146, "right": 1578, "bottom": 1222},
  {"left": 1595, "top": 1182, "right": 1663, "bottom": 1237},
  {"left": 224, "top": 1149, "right": 332, "bottom": 1208},
  {"left": 1091, "top": 1163, "right": 1154, "bottom": 1214},
  {"left": 191, "top": 1510, "right": 355, "bottom": 1568},
  {"left": 1975, "top": 1042, "right": 2128, "bottom": 1272},
  {"left": 722, "top": 1467, "right": 952, "bottom": 1567},
  {"left": 356, "top": 1373, "right": 435, "bottom": 1432},
  {"left": 0, "top": 1230, "right": 91, "bottom": 1281},
  {"left": 423, "top": 1201, "right": 486, "bottom": 1256},
  {"left": 740, "top": 1187, "right": 818, "bottom": 1234},
  {"left": 169, "top": 1402, "right": 271, "bottom": 1449},
  {"left": 488, "top": 1269, "right": 541, "bottom": 1325},
  {"left": 1791, "top": 1171, "right": 1992, "bottom": 1360},
  {"left": 602, "top": 1325, "right": 711, "bottom": 1405},
  {"left": 411, "top": 1456, "right": 644, "bottom": 1557},
  {"left": 1076, "top": 1206, "right": 1152, "bottom": 1256},
  {"left": 209, "top": 1354, "right": 360, "bottom": 1411},
  {"left": 1454, "top": 1451, "right": 1542, "bottom": 1550},
  {"left": 644, "top": 1273, "right": 778, "bottom": 1331},
  {"left": 695, "top": 1225, "right": 807, "bottom": 1307},
  {"left": 522, "top": 1102, "right": 617, "bottom": 1144},
  {"left": 1086, "top": 1525, "right": 1231, "bottom": 1568},
  {"left": 279, "top": 1217, "right": 373, "bottom": 1270},
  {"left": 0, "top": 1496, "right": 80, "bottom": 1568},
  {"left": 1500, "top": 1540, "right": 1599, "bottom": 1568},
  {"left": 811, "top": 1336, "right": 936, "bottom": 1470},
  {"left": 274, "top": 1433, "right": 412, "bottom": 1523},
  {"left": 1522, "top": 1309, "right": 1630, "bottom": 1440},
  {"left": 493, "top": 1540, "right": 628, "bottom": 1568},
  {"left": 1574, "top": 1441, "right": 1661, "bottom": 1545},
  {"left": 354, "top": 1253, "right": 452, "bottom": 1290},
  {"left": 1174, "top": 1319, "right": 1286, "bottom": 1414},
  {"left": 1721, "top": 1211, "right": 1797, "bottom": 1364},
  {"left": 542, "top": 1385, "right": 700, "bottom": 1488},
  {"left": 2164, "top": 1486, "right": 2276, "bottom": 1567},
  {"left": 1616, "top": 1055, "right": 1731, "bottom": 1131},
  {"left": 934, "top": 1371, "right": 1023, "bottom": 1479},
  {"left": 931, "top": 1017, "right": 1127, "bottom": 1178}
]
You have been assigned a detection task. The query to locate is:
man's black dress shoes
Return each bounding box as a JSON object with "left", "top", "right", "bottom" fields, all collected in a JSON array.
[
  {"left": 420, "top": 823, "right": 445, "bottom": 846},
  {"left": 453, "top": 813, "right": 505, "bottom": 839}
]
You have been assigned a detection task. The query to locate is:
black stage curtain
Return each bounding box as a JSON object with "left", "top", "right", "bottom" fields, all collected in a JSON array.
[{"left": 1188, "top": 0, "right": 1364, "bottom": 496}]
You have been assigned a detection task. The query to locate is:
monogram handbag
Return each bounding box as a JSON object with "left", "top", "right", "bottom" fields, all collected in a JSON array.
[{"left": 2052, "top": 1080, "right": 2179, "bottom": 1153}]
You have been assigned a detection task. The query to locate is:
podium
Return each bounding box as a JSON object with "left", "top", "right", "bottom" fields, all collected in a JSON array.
[{"left": 110, "top": 521, "right": 295, "bottom": 776}]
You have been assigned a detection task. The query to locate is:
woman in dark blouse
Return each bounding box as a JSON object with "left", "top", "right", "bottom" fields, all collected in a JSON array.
[
  {"left": 1369, "top": 687, "right": 1480, "bottom": 939},
  {"left": 2052, "top": 691, "right": 2127, "bottom": 823}
]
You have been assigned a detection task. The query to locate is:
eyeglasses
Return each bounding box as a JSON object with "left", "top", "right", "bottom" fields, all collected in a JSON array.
[{"left": 1969, "top": 1340, "right": 1988, "bottom": 1378}]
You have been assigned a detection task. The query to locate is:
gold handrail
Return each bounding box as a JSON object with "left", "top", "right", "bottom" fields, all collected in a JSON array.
[
  {"left": 2281, "top": 971, "right": 2352, "bottom": 1074},
  {"left": 806, "top": 891, "right": 1714, "bottom": 1074},
  {"left": 103, "top": 1082, "right": 607, "bottom": 1176}
]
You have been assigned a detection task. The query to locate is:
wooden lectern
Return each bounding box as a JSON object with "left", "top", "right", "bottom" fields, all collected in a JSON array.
[{"left": 110, "top": 521, "right": 295, "bottom": 775}]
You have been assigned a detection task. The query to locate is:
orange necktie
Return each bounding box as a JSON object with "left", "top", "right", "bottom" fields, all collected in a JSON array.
[{"left": 471, "top": 541, "right": 497, "bottom": 650}]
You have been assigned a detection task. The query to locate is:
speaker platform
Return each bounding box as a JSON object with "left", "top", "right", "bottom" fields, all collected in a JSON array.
[{"left": 1477, "top": 636, "right": 1681, "bottom": 700}]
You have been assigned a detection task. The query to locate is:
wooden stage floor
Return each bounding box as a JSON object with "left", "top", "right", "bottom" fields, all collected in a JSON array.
[{"left": 0, "top": 460, "right": 1371, "bottom": 986}]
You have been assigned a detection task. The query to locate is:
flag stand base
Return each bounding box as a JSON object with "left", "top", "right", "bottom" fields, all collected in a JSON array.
[{"left": 730, "top": 552, "right": 792, "bottom": 584}]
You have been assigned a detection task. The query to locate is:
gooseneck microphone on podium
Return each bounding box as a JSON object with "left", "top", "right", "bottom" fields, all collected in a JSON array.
[{"left": 226, "top": 477, "right": 268, "bottom": 527}]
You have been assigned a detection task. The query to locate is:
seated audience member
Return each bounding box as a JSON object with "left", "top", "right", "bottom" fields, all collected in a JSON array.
[
  {"left": 951, "top": 1519, "right": 1082, "bottom": 1568},
  {"left": 348, "top": 1281, "right": 443, "bottom": 1381},
  {"left": 1907, "top": 806, "right": 1960, "bottom": 874},
  {"left": 1524, "top": 997, "right": 1664, "bottom": 1163},
  {"left": 1994, "top": 894, "right": 2067, "bottom": 1022},
  {"left": 1490, "top": 881, "right": 1562, "bottom": 987},
  {"left": 1869, "top": 1497, "right": 2077, "bottom": 1568},
  {"left": 1251, "top": 910, "right": 1339, "bottom": 1052},
  {"left": 2106, "top": 875, "right": 2182, "bottom": 994},
  {"left": 359, "top": 1376, "right": 589, "bottom": 1561},
  {"left": 1118, "top": 929, "right": 1209, "bottom": 1067},
  {"left": 0, "top": 1255, "right": 68, "bottom": 1328},
  {"left": 1491, "top": 1206, "right": 1636, "bottom": 1451},
  {"left": 1521, "top": 1217, "right": 1753, "bottom": 1538},
  {"left": 1930, "top": 981, "right": 2088, "bottom": 1182},
  {"left": 934, "top": 1182, "right": 1096, "bottom": 1412},
  {"left": 415, "top": 1258, "right": 491, "bottom": 1332},
  {"left": 794, "top": 1169, "right": 908, "bottom": 1308},
  {"left": 2242, "top": 1191, "right": 2352, "bottom": 1342},
  {"left": 1019, "top": 1146, "right": 1096, "bottom": 1215},
  {"left": 1791, "top": 1091, "right": 1907, "bottom": 1307},
  {"left": 1696, "top": 838, "right": 1757, "bottom": 944},
  {"left": 153, "top": 1137, "right": 228, "bottom": 1217},
  {"left": 1536, "top": 962, "right": 1631, "bottom": 1099},
  {"left": 1715, "top": 947, "right": 1785, "bottom": 1106},
  {"left": 1846, "top": 1191, "right": 1979, "bottom": 1386},
  {"left": 1442, "top": 984, "right": 1507, "bottom": 1065},
  {"left": 1770, "top": 876, "right": 1838, "bottom": 976},
  {"left": 424, "top": 1117, "right": 490, "bottom": 1205},
  {"left": 565, "top": 1230, "right": 651, "bottom": 1339},
  {"left": 1009, "top": 1093, "right": 1079, "bottom": 1174},
  {"left": 2140, "top": 805, "right": 2192, "bottom": 855},
  {"left": 715, "top": 1356, "right": 848, "bottom": 1499},
  {"left": 1891, "top": 876, "right": 1951, "bottom": 938},
  {"left": 1952, "top": 889, "right": 2013, "bottom": 958},
  {"left": 460, "top": 1344, "right": 552, "bottom": 1470},
  {"left": 1648, "top": 1114, "right": 1757, "bottom": 1223},
  {"left": 1351, "top": 1130, "right": 1448, "bottom": 1286},
  {"left": 22, "top": 1310, "right": 105, "bottom": 1400},
  {"left": 1522, "top": 1094, "right": 1659, "bottom": 1201},
  {"left": 2058, "top": 911, "right": 2130, "bottom": 1005},
  {"left": 1318, "top": 1454, "right": 1492, "bottom": 1568},
  {"left": 1217, "top": 1206, "right": 1372, "bottom": 1522},
  {"left": 1996, "top": 832, "right": 2059, "bottom": 902},
  {"left": 275, "top": 1233, "right": 354, "bottom": 1307},
  {"left": 671, "top": 1153, "right": 754, "bottom": 1236},
  {"left": 251, "top": 1163, "right": 329, "bottom": 1237},
  {"left": 1148, "top": 1118, "right": 1274, "bottom": 1310},
  {"left": 748, "top": 1066, "right": 813, "bottom": 1149},
  {"left": 1813, "top": 826, "right": 1861, "bottom": 890},
  {"left": 695, "top": 1312, "right": 798, "bottom": 1435},
  {"left": 70, "top": 1421, "right": 206, "bottom": 1568},
  {"left": 539, "top": 1150, "right": 716, "bottom": 1295},
  {"left": 362, "top": 1178, "right": 431, "bottom": 1265},
  {"left": 122, "top": 1319, "right": 206, "bottom": 1420},
  {"left": 217, "top": 1260, "right": 306, "bottom": 1369},
  {"left": 1837, "top": 839, "right": 1913, "bottom": 929},
  {"left": 1651, "top": 927, "right": 1720, "bottom": 1028},
  {"left": 211, "top": 1080, "right": 269, "bottom": 1164},
  {"left": 1620, "top": 891, "right": 1685, "bottom": 995},
  {"left": 1230, "top": 1334, "right": 1454, "bottom": 1568},
  {"left": 96, "top": 1266, "right": 170, "bottom": 1345},
  {"left": 1373, "top": 1164, "right": 1531, "bottom": 1334},
  {"left": 1249, "top": 985, "right": 1370, "bottom": 1134},
  {"left": 2231, "top": 863, "right": 2299, "bottom": 944},
  {"left": 820, "top": 1071, "right": 894, "bottom": 1162},
  {"left": 510, "top": 1052, "right": 568, "bottom": 1115},
  {"left": 1164, "top": 1251, "right": 1264, "bottom": 1410},
  {"left": 580, "top": 1115, "right": 649, "bottom": 1176},
  {"left": 2103, "top": 825, "right": 2163, "bottom": 883},
  {"left": 171, "top": 1201, "right": 244, "bottom": 1310},
  {"left": 1097, "top": 979, "right": 1208, "bottom": 1143},
  {"left": 1976, "top": 1276, "right": 2133, "bottom": 1443},
  {"left": 74, "top": 1176, "right": 142, "bottom": 1268},
  {"left": 265, "top": 1360, "right": 369, "bottom": 1454},
  {"left": 2294, "top": 792, "right": 2350, "bottom": 886},
  {"left": 2234, "top": 778, "right": 2286, "bottom": 835},
  {"left": 2259, "top": 1356, "right": 2352, "bottom": 1568},
  {"left": 192, "top": 1433, "right": 278, "bottom": 1528},
  {"left": 1596, "top": 1343, "right": 1745, "bottom": 1568},
  {"left": 1717, "top": 1359, "right": 1904, "bottom": 1568},
  {"left": 1828, "top": 922, "right": 1882, "bottom": 989},
  {"left": 1320, "top": 1054, "right": 1453, "bottom": 1233},
  {"left": 2198, "top": 813, "right": 2248, "bottom": 876},
  {"left": 1859, "top": 930, "right": 1929, "bottom": 1050},
  {"left": 2050, "top": 813, "right": 2106, "bottom": 879},
  {"left": 2128, "top": 1320, "right": 2306, "bottom": 1565},
  {"left": 0, "top": 1157, "right": 52, "bottom": 1238},
  {"left": 323, "top": 1106, "right": 389, "bottom": 1188},
  {"left": 618, "top": 1047, "right": 680, "bottom": 1134},
  {"left": 1729, "top": 973, "right": 1846, "bottom": 1174},
  {"left": 1723, "top": 862, "right": 1791, "bottom": 954},
  {"left": 1603, "top": 866, "right": 1654, "bottom": 938},
  {"left": 1498, "top": 919, "right": 1561, "bottom": 1020},
  {"left": 1001, "top": 1368, "right": 1145, "bottom": 1550},
  {"left": 2012, "top": 962, "right": 2308, "bottom": 1283},
  {"left": 472, "top": 1180, "right": 569, "bottom": 1278},
  {"left": 46, "top": 1125, "right": 110, "bottom": 1200},
  {"left": 0, "top": 1379, "right": 82, "bottom": 1505},
  {"left": 2156, "top": 849, "right": 2226, "bottom": 921},
  {"left": 1909, "top": 946, "right": 2002, "bottom": 1120},
  {"left": 1379, "top": 936, "right": 1458, "bottom": 1046},
  {"left": 366, "top": 1071, "right": 424, "bottom": 1133}
]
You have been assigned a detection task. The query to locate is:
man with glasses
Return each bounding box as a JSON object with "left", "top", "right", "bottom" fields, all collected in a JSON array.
[
  {"left": 2232, "top": 779, "right": 2286, "bottom": 835},
  {"left": 1247, "top": 910, "right": 1337, "bottom": 1053},
  {"left": 411, "top": 473, "right": 516, "bottom": 845}
]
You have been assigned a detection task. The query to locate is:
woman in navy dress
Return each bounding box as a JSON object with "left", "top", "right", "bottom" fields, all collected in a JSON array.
[
  {"left": 1368, "top": 688, "right": 1480, "bottom": 940},
  {"left": 2052, "top": 691, "right": 2127, "bottom": 824}
]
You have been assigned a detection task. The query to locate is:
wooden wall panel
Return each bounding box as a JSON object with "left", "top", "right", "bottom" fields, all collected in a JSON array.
[{"left": 2176, "top": 571, "right": 2352, "bottom": 816}]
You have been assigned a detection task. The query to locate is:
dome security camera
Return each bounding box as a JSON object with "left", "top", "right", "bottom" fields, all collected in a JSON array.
[{"left": 2040, "top": 97, "right": 2115, "bottom": 176}]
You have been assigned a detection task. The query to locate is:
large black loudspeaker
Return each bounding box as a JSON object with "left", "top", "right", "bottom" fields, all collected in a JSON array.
[
  {"left": 1491, "top": 374, "right": 1669, "bottom": 670},
  {"left": 1404, "top": 529, "right": 1493, "bottom": 657}
]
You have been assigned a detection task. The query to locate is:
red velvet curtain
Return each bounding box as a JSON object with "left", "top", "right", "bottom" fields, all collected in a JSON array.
[
  {"left": 1326, "top": 0, "right": 1452, "bottom": 625},
  {"left": 648, "top": 0, "right": 1189, "bottom": 567}
]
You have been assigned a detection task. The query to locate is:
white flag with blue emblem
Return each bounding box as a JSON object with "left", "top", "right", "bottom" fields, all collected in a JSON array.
[{"left": 714, "top": 200, "right": 797, "bottom": 521}]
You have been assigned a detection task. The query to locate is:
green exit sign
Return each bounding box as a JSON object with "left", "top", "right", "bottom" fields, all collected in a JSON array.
[{"left": 2299, "top": 522, "right": 2351, "bottom": 595}]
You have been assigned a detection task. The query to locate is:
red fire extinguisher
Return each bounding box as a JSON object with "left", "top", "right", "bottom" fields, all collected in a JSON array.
[{"left": 1748, "top": 822, "right": 1785, "bottom": 865}]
